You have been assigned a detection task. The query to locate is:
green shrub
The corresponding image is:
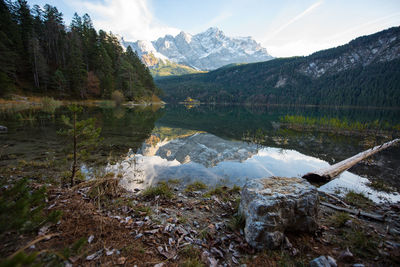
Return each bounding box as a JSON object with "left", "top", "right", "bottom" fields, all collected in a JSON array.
[
  {"left": 0, "top": 252, "right": 39, "bottom": 267},
  {"left": 228, "top": 213, "right": 246, "bottom": 231},
  {"left": 0, "top": 178, "right": 62, "bottom": 235},
  {"left": 111, "top": 90, "right": 124, "bottom": 106},
  {"left": 41, "top": 97, "right": 61, "bottom": 113}
]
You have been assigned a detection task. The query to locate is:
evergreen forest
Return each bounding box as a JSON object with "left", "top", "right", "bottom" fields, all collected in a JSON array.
[{"left": 0, "top": 0, "right": 160, "bottom": 101}]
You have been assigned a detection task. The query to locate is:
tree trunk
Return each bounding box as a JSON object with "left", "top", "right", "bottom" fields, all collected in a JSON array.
[
  {"left": 70, "top": 111, "right": 77, "bottom": 186},
  {"left": 303, "top": 138, "right": 399, "bottom": 183}
]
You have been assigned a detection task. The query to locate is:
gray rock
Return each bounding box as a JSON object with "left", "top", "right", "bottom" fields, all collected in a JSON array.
[
  {"left": 310, "top": 256, "right": 330, "bottom": 267},
  {"left": 327, "top": 256, "right": 337, "bottom": 267},
  {"left": 239, "top": 177, "right": 318, "bottom": 249},
  {"left": 338, "top": 248, "right": 354, "bottom": 263},
  {"left": 352, "top": 264, "right": 365, "bottom": 267},
  {"left": 201, "top": 251, "right": 218, "bottom": 267},
  {"left": 0, "top": 125, "right": 7, "bottom": 133}
]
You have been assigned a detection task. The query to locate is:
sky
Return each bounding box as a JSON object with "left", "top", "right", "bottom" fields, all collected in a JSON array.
[{"left": 26, "top": 0, "right": 400, "bottom": 57}]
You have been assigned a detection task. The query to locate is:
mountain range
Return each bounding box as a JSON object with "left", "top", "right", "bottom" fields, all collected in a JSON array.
[
  {"left": 121, "top": 27, "right": 273, "bottom": 76},
  {"left": 156, "top": 26, "right": 400, "bottom": 107}
]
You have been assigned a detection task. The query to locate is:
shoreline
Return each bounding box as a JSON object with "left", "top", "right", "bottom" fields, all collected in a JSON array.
[{"left": 1, "top": 177, "right": 399, "bottom": 266}]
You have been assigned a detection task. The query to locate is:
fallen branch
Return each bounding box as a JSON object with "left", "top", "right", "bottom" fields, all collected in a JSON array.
[
  {"left": 318, "top": 191, "right": 350, "bottom": 208},
  {"left": 8, "top": 233, "right": 59, "bottom": 259},
  {"left": 320, "top": 201, "right": 384, "bottom": 222},
  {"left": 303, "top": 138, "right": 399, "bottom": 183}
]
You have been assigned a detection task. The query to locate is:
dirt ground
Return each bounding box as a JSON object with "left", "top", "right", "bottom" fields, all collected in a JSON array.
[{"left": 1, "top": 177, "right": 399, "bottom": 267}]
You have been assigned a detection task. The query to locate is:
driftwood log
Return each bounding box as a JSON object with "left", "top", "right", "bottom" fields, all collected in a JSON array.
[
  {"left": 320, "top": 201, "right": 384, "bottom": 222},
  {"left": 303, "top": 138, "right": 400, "bottom": 183}
]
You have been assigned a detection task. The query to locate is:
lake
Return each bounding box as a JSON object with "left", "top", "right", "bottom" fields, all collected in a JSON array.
[{"left": 1, "top": 104, "right": 399, "bottom": 202}]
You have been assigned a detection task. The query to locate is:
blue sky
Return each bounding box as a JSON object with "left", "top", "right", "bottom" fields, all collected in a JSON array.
[{"left": 26, "top": 0, "right": 400, "bottom": 57}]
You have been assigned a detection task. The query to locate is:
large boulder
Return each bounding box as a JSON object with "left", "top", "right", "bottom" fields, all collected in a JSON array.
[{"left": 239, "top": 177, "right": 319, "bottom": 249}]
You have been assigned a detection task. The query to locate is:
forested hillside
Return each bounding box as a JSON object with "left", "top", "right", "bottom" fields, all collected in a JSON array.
[
  {"left": 0, "top": 0, "right": 160, "bottom": 100},
  {"left": 157, "top": 27, "right": 400, "bottom": 107}
]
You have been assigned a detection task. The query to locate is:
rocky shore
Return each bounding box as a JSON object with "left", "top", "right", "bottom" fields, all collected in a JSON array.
[{"left": 2, "top": 176, "right": 399, "bottom": 266}]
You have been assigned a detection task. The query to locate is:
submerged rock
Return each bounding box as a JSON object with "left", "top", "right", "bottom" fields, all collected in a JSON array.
[
  {"left": 0, "top": 125, "right": 7, "bottom": 133},
  {"left": 239, "top": 177, "right": 319, "bottom": 249}
]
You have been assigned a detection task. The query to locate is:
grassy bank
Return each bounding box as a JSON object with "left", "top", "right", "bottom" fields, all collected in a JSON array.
[{"left": 280, "top": 115, "right": 400, "bottom": 137}]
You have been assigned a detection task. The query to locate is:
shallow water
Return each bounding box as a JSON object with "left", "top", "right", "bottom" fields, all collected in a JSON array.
[{"left": 1, "top": 104, "right": 399, "bottom": 201}]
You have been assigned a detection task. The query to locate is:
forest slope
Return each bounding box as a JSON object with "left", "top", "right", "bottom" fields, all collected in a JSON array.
[{"left": 157, "top": 27, "right": 400, "bottom": 107}]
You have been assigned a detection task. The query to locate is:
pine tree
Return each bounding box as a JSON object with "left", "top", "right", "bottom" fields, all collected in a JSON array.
[{"left": 59, "top": 104, "right": 101, "bottom": 186}]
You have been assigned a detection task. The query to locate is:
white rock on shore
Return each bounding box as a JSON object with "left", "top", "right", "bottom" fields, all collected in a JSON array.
[{"left": 239, "top": 177, "right": 319, "bottom": 249}]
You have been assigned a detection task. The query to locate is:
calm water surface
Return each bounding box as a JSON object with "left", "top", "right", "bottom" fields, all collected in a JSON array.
[{"left": 1, "top": 104, "right": 399, "bottom": 200}]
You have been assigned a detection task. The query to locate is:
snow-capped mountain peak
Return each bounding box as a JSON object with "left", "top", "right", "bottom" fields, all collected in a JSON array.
[{"left": 121, "top": 27, "right": 273, "bottom": 70}]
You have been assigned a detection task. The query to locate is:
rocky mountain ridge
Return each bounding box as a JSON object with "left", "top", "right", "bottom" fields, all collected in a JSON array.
[
  {"left": 121, "top": 27, "right": 273, "bottom": 71},
  {"left": 298, "top": 28, "right": 400, "bottom": 78},
  {"left": 156, "top": 26, "right": 400, "bottom": 107}
]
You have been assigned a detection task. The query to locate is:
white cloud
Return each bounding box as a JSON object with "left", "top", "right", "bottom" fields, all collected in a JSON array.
[
  {"left": 71, "top": 0, "right": 180, "bottom": 41},
  {"left": 194, "top": 10, "right": 233, "bottom": 33},
  {"left": 266, "top": 39, "right": 336, "bottom": 57},
  {"left": 265, "top": 0, "right": 323, "bottom": 41},
  {"left": 324, "top": 12, "right": 400, "bottom": 43}
]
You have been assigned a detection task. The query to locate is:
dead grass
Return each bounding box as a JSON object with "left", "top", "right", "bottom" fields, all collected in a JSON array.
[
  {"left": 185, "top": 181, "right": 208, "bottom": 192},
  {"left": 344, "top": 191, "right": 373, "bottom": 209},
  {"left": 31, "top": 189, "right": 163, "bottom": 266},
  {"left": 203, "top": 185, "right": 241, "bottom": 200},
  {"left": 328, "top": 212, "right": 351, "bottom": 228},
  {"left": 367, "top": 180, "right": 394, "bottom": 192},
  {"left": 142, "top": 181, "right": 174, "bottom": 199}
]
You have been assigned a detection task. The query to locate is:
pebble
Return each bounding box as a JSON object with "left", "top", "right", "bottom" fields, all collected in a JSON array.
[
  {"left": 385, "top": 240, "right": 400, "bottom": 249},
  {"left": 389, "top": 227, "right": 400, "bottom": 236},
  {"left": 309, "top": 256, "right": 330, "bottom": 267},
  {"left": 344, "top": 220, "right": 353, "bottom": 227},
  {"left": 135, "top": 233, "right": 143, "bottom": 239},
  {"left": 86, "top": 249, "right": 103, "bottom": 261}
]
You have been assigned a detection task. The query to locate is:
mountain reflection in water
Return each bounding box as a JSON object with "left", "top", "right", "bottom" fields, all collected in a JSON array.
[{"left": 106, "top": 132, "right": 400, "bottom": 203}]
